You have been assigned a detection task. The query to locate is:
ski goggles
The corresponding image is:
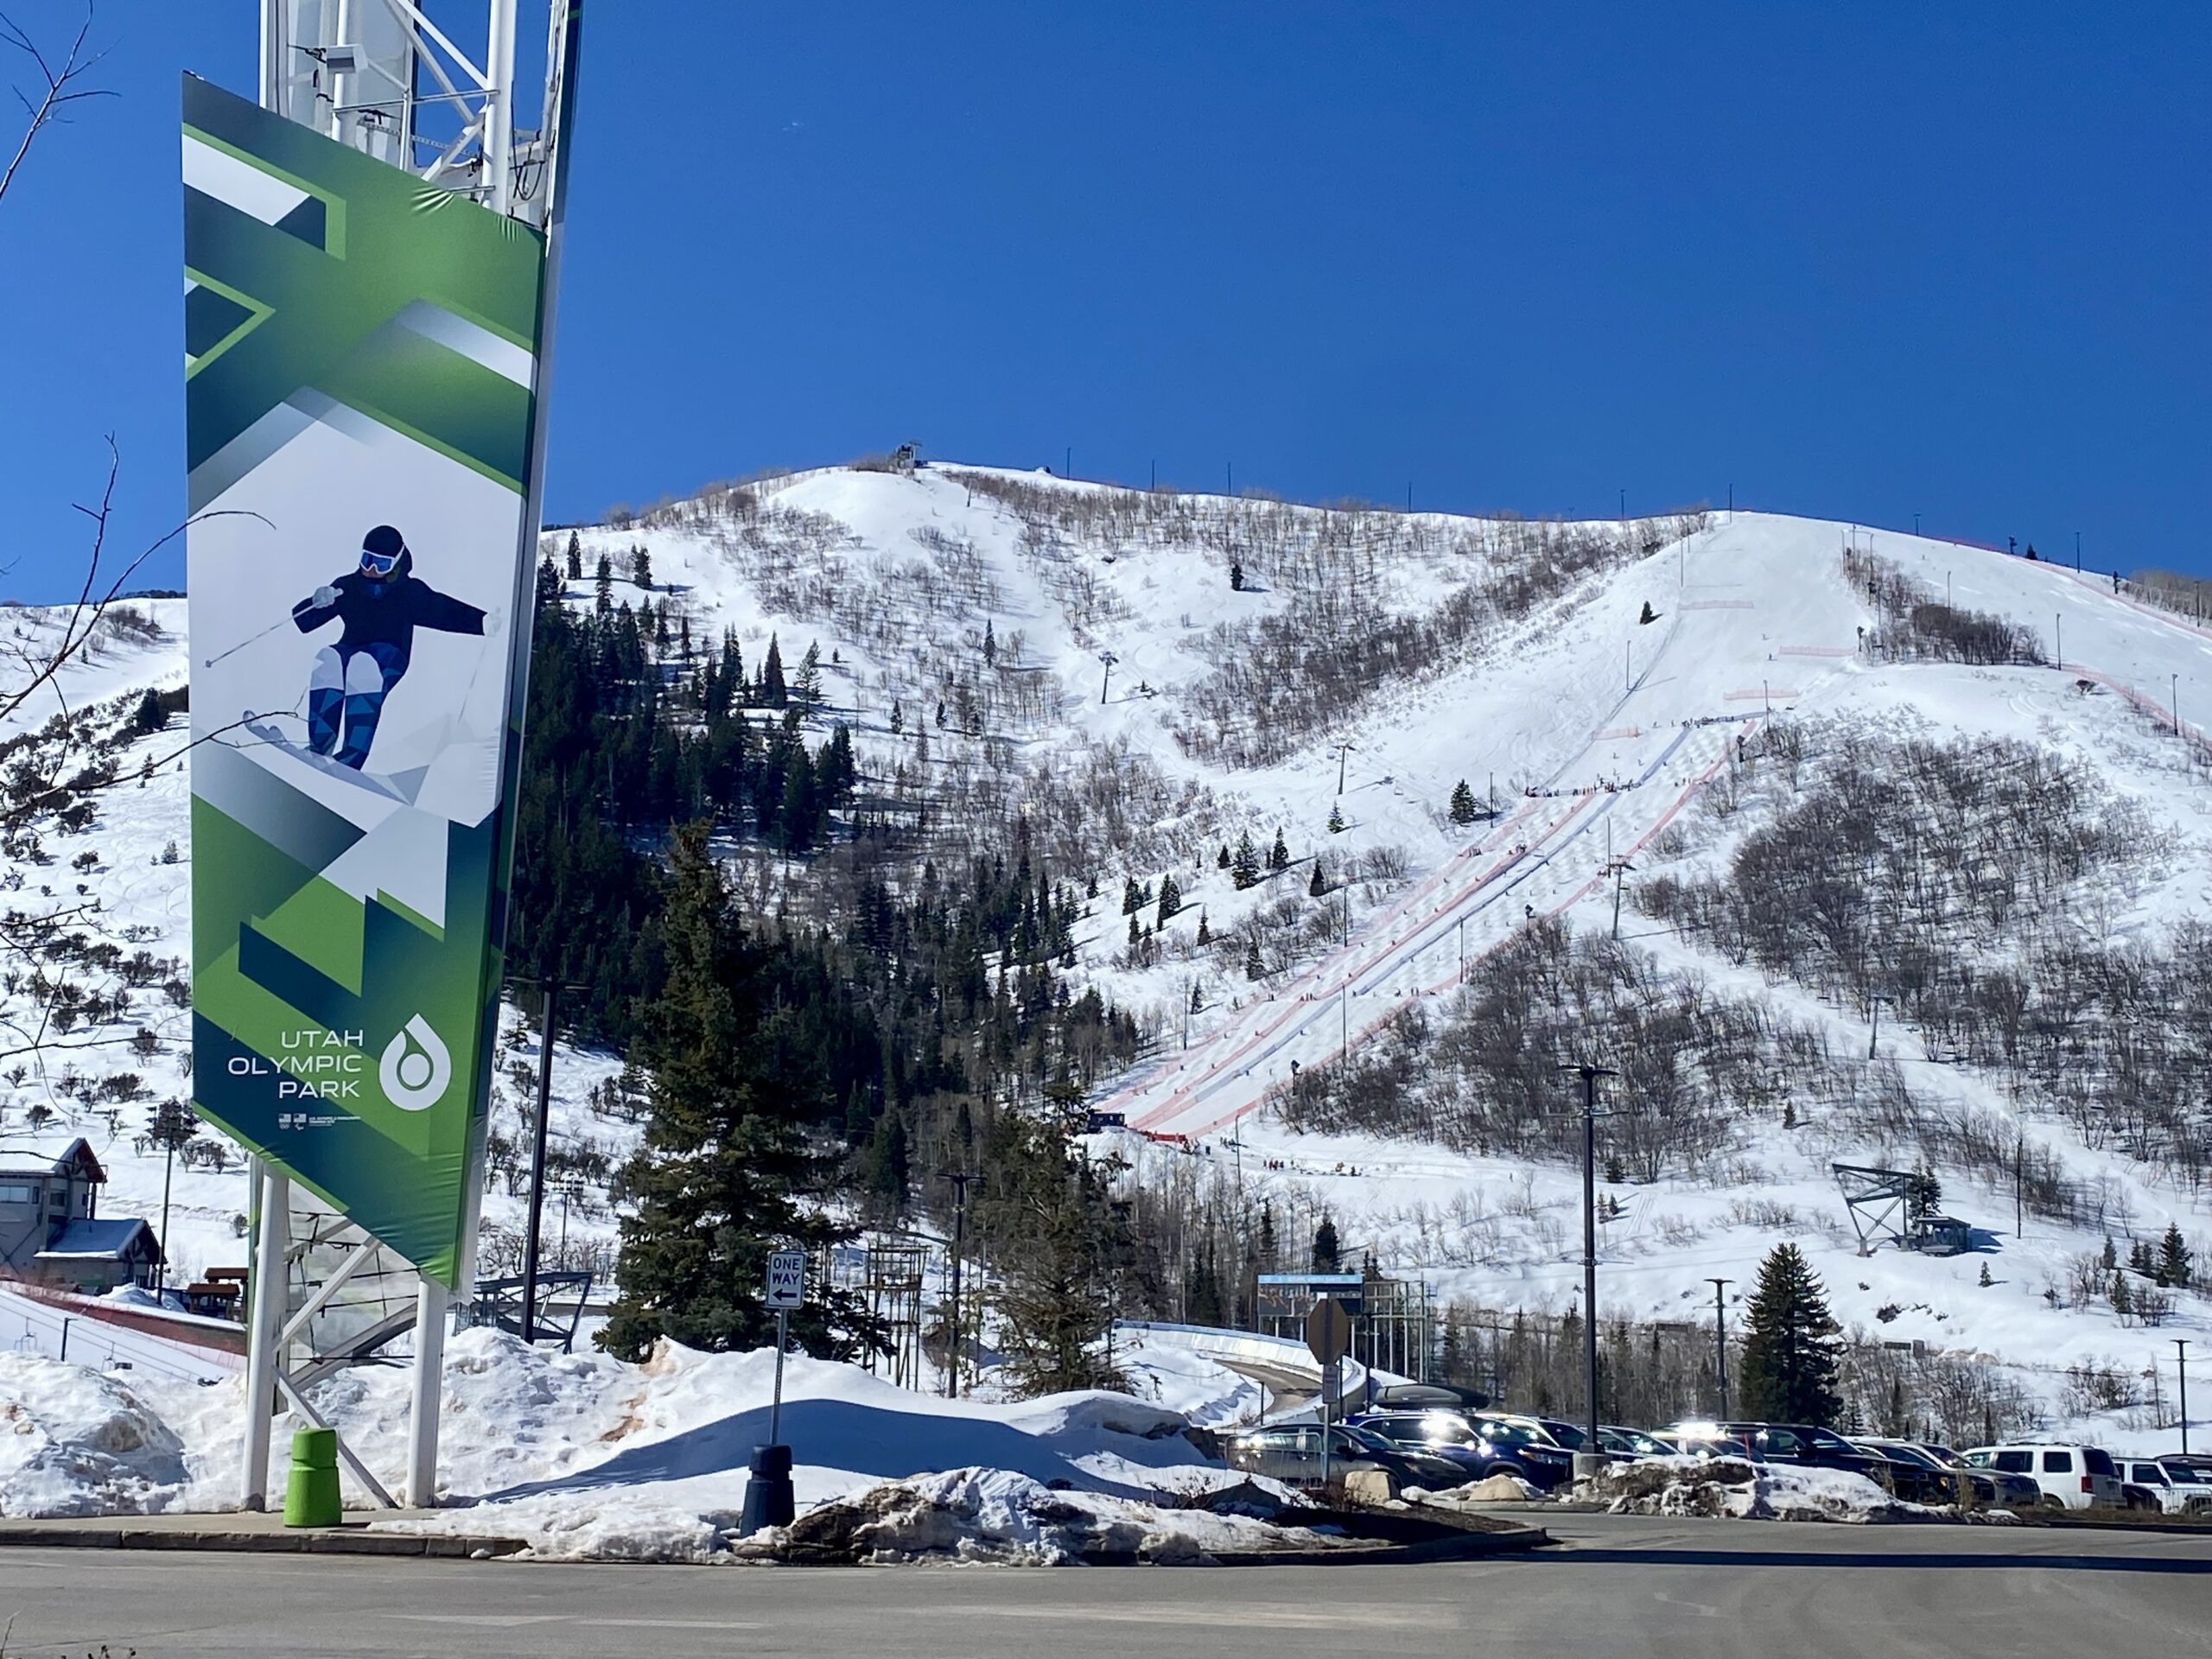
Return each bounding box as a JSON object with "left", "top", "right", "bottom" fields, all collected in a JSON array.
[{"left": 359, "top": 549, "right": 402, "bottom": 575}]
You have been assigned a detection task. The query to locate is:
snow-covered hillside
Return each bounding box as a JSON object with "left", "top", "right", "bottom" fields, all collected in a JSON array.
[{"left": 3, "top": 463, "right": 2207, "bottom": 1440}]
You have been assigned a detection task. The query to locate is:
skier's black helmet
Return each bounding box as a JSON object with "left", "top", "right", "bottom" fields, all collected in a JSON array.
[{"left": 360, "top": 524, "right": 406, "bottom": 577}]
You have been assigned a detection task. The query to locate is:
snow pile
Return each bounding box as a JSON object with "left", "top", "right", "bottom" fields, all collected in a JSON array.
[
  {"left": 1578, "top": 1456, "right": 1941, "bottom": 1523},
  {"left": 731, "top": 1466, "right": 1347, "bottom": 1567},
  {"left": 1410, "top": 1471, "right": 1546, "bottom": 1506},
  {"left": 0, "top": 1354, "right": 189, "bottom": 1517}
]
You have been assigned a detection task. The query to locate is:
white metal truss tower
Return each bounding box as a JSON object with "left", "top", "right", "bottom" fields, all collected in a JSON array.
[{"left": 237, "top": 0, "right": 576, "bottom": 1516}]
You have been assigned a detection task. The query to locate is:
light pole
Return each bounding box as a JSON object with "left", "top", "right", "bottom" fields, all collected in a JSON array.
[
  {"left": 942, "top": 1170, "right": 976, "bottom": 1398},
  {"left": 1334, "top": 741, "right": 1356, "bottom": 795},
  {"left": 1097, "top": 650, "right": 1116, "bottom": 706},
  {"left": 1707, "top": 1277, "right": 1733, "bottom": 1420},
  {"left": 1608, "top": 859, "right": 1635, "bottom": 941},
  {"left": 1868, "top": 994, "right": 1891, "bottom": 1060},
  {"left": 1559, "top": 1063, "right": 1618, "bottom": 1471},
  {"left": 2178, "top": 1339, "right": 2192, "bottom": 1454}
]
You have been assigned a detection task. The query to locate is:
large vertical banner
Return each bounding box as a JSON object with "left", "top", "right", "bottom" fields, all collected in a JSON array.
[{"left": 183, "top": 76, "right": 547, "bottom": 1288}]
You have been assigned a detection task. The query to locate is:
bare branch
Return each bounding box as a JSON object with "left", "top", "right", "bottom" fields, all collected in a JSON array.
[{"left": 0, "top": 4, "right": 113, "bottom": 209}]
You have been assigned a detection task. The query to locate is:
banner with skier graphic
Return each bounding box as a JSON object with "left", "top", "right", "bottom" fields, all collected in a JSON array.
[{"left": 183, "top": 75, "right": 549, "bottom": 1288}]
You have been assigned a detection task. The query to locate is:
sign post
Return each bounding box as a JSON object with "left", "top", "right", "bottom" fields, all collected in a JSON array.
[
  {"left": 1306, "top": 1297, "right": 1352, "bottom": 1492},
  {"left": 742, "top": 1249, "right": 808, "bottom": 1535}
]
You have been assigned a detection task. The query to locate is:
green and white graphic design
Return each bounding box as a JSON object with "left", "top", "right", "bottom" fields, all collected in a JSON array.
[{"left": 185, "top": 76, "right": 547, "bottom": 1288}]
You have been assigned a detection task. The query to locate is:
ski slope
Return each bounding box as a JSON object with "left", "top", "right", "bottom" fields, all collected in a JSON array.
[{"left": 1103, "top": 516, "right": 2212, "bottom": 1141}]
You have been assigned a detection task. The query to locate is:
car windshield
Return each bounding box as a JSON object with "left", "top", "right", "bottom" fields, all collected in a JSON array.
[
  {"left": 1419, "top": 1415, "right": 1478, "bottom": 1446},
  {"left": 1540, "top": 1421, "right": 1589, "bottom": 1450},
  {"left": 1477, "top": 1421, "right": 1539, "bottom": 1446},
  {"left": 1337, "top": 1427, "right": 1400, "bottom": 1454}
]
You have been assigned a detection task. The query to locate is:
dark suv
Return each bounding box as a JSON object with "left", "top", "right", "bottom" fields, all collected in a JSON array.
[
  {"left": 1714, "top": 1422, "right": 1905, "bottom": 1489},
  {"left": 1349, "top": 1409, "right": 1579, "bottom": 1491}
]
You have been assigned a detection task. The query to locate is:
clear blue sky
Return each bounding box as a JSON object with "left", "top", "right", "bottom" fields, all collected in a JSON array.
[{"left": 3, "top": 2, "right": 2206, "bottom": 598}]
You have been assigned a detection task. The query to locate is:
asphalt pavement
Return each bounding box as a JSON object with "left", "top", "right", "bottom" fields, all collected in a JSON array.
[{"left": 2, "top": 1512, "right": 2207, "bottom": 1658}]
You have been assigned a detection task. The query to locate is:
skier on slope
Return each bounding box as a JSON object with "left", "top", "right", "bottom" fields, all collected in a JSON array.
[{"left": 289, "top": 525, "right": 486, "bottom": 770}]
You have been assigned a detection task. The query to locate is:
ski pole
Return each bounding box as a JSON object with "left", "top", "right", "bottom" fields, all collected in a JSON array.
[{"left": 200, "top": 616, "right": 292, "bottom": 669}]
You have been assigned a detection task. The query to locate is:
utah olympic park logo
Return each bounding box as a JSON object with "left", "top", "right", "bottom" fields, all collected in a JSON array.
[{"left": 378, "top": 1015, "right": 453, "bottom": 1112}]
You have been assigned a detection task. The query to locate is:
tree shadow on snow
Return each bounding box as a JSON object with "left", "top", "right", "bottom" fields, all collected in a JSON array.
[{"left": 480, "top": 1398, "right": 1164, "bottom": 1503}]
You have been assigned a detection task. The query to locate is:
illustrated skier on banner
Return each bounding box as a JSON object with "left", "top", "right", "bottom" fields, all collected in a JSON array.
[{"left": 289, "top": 525, "right": 487, "bottom": 770}]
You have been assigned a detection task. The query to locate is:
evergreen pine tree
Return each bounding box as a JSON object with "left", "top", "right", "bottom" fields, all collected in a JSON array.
[
  {"left": 2158, "top": 1224, "right": 2192, "bottom": 1288},
  {"left": 1231, "top": 833, "right": 1260, "bottom": 889},
  {"left": 565, "top": 530, "right": 582, "bottom": 580},
  {"left": 982, "top": 1119, "right": 1131, "bottom": 1395},
  {"left": 1268, "top": 830, "right": 1290, "bottom": 871},
  {"left": 594, "top": 552, "right": 613, "bottom": 613},
  {"left": 632, "top": 545, "right": 653, "bottom": 589},
  {"left": 1229, "top": 559, "right": 1244, "bottom": 592},
  {"left": 1308, "top": 858, "right": 1326, "bottom": 897},
  {"left": 1312, "top": 1214, "right": 1341, "bottom": 1273},
  {"left": 795, "top": 641, "right": 823, "bottom": 709},
  {"left": 1449, "top": 779, "right": 1478, "bottom": 825},
  {"left": 1156, "top": 874, "right": 1181, "bottom": 926},
  {"left": 1128, "top": 913, "right": 1141, "bottom": 947},
  {"left": 889, "top": 701, "right": 904, "bottom": 736},
  {"left": 1244, "top": 937, "right": 1263, "bottom": 981},
  {"left": 1195, "top": 908, "right": 1211, "bottom": 945},
  {"left": 982, "top": 620, "right": 997, "bottom": 665},
  {"left": 1978, "top": 1262, "right": 1993, "bottom": 1287},
  {"left": 761, "top": 634, "right": 787, "bottom": 706},
  {"left": 599, "top": 823, "right": 873, "bottom": 1362},
  {"left": 866, "top": 1106, "right": 909, "bottom": 1215},
  {"left": 1328, "top": 804, "right": 1345, "bottom": 834},
  {"left": 1217, "top": 843, "right": 1231, "bottom": 869},
  {"left": 131, "top": 689, "right": 166, "bottom": 734},
  {"left": 1735, "top": 1243, "right": 1844, "bottom": 1426}
]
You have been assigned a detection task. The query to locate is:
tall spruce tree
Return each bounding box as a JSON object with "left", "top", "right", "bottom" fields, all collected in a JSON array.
[
  {"left": 982, "top": 1116, "right": 1131, "bottom": 1395},
  {"left": 1312, "top": 1214, "right": 1341, "bottom": 1273},
  {"left": 1230, "top": 832, "right": 1261, "bottom": 889},
  {"left": 1449, "top": 780, "right": 1478, "bottom": 825},
  {"left": 1736, "top": 1243, "right": 1844, "bottom": 1425},
  {"left": 564, "top": 530, "right": 582, "bottom": 580},
  {"left": 599, "top": 823, "right": 873, "bottom": 1362}
]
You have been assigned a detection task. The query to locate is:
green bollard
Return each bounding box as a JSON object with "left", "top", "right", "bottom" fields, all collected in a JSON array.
[{"left": 283, "top": 1427, "right": 341, "bottom": 1528}]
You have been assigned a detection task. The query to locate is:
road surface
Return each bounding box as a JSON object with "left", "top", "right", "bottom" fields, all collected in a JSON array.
[{"left": 3, "top": 1512, "right": 2207, "bottom": 1657}]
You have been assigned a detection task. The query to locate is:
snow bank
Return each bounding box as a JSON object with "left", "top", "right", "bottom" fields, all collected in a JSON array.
[
  {"left": 0, "top": 1354, "right": 189, "bottom": 1516},
  {"left": 1577, "top": 1456, "right": 1954, "bottom": 1523},
  {"left": 730, "top": 1466, "right": 1350, "bottom": 1567}
]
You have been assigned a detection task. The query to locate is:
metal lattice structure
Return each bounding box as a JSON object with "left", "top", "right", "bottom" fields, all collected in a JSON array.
[
  {"left": 1254, "top": 1269, "right": 1433, "bottom": 1382},
  {"left": 1833, "top": 1164, "right": 1972, "bottom": 1257}
]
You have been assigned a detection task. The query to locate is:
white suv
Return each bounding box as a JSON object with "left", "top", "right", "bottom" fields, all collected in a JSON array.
[
  {"left": 1961, "top": 1444, "right": 2123, "bottom": 1510},
  {"left": 2115, "top": 1456, "right": 2212, "bottom": 1516}
]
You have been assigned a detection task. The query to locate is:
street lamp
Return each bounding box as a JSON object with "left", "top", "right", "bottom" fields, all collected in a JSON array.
[
  {"left": 1557, "top": 1063, "right": 1619, "bottom": 1473},
  {"left": 941, "top": 1170, "right": 976, "bottom": 1398},
  {"left": 1097, "top": 650, "right": 1117, "bottom": 706},
  {"left": 1707, "top": 1278, "right": 1734, "bottom": 1420}
]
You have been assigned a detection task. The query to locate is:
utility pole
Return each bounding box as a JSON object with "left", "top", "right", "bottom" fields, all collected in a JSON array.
[
  {"left": 1913, "top": 512, "right": 1920, "bottom": 537},
  {"left": 2173, "top": 673, "right": 2181, "bottom": 736},
  {"left": 2055, "top": 614, "right": 2062, "bottom": 671},
  {"left": 1097, "top": 650, "right": 1116, "bottom": 706},
  {"left": 1868, "top": 994, "right": 1888, "bottom": 1060},
  {"left": 2178, "top": 1339, "right": 2192, "bottom": 1455},
  {"left": 1340, "top": 982, "right": 1349, "bottom": 1057},
  {"left": 1707, "top": 1277, "right": 1733, "bottom": 1419},
  {"left": 2075, "top": 530, "right": 2082, "bottom": 570},
  {"left": 1334, "top": 740, "right": 1356, "bottom": 795},
  {"left": 1457, "top": 914, "right": 1468, "bottom": 983},
  {"left": 516, "top": 976, "right": 586, "bottom": 1344},
  {"left": 1607, "top": 859, "right": 1635, "bottom": 941},
  {"left": 942, "top": 1170, "right": 975, "bottom": 1398},
  {"left": 1558, "top": 1064, "right": 1618, "bottom": 1471}
]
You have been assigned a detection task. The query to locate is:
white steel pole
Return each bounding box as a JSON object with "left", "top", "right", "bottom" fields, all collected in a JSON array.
[
  {"left": 239, "top": 1164, "right": 290, "bottom": 1510},
  {"left": 486, "top": 0, "right": 517, "bottom": 213},
  {"left": 258, "top": 2, "right": 284, "bottom": 110},
  {"left": 406, "top": 1277, "right": 449, "bottom": 1508}
]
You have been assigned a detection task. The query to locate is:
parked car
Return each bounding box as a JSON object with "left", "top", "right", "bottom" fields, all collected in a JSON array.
[
  {"left": 1225, "top": 1423, "right": 1468, "bottom": 1491},
  {"left": 1599, "top": 1426, "right": 1679, "bottom": 1459},
  {"left": 1705, "top": 1422, "right": 1906, "bottom": 1489},
  {"left": 1960, "top": 1444, "right": 2124, "bottom": 1510},
  {"left": 1357, "top": 1412, "right": 1580, "bottom": 1491},
  {"left": 1903, "top": 1441, "right": 2042, "bottom": 1510},
  {"left": 2114, "top": 1457, "right": 2212, "bottom": 1516},
  {"left": 1848, "top": 1437, "right": 1989, "bottom": 1506},
  {"left": 1348, "top": 1411, "right": 1530, "bottom": 1485},
  {"left": 1662, "top": 1427, "right": 1756, "bottom": 1463}
]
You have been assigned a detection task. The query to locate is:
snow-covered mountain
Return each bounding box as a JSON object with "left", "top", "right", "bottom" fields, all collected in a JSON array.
[{"left": 5, "top": 461, "right": 2208, "bottom": 1436}]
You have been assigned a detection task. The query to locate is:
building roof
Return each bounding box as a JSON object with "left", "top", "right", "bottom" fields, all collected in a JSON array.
[
  {"left": 0, "top": 1137, "right": 105, "bottom": 1183},
  {"left": 34, "top": 1217, "right": 160, "bottom": 1263}
]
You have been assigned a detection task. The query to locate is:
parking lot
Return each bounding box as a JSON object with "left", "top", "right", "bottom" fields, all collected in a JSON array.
[{"left": 0, "top": 1512, "right": 2204, "bottom": 1658}]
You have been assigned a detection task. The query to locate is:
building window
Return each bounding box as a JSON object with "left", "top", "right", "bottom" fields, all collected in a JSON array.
[{"left": 0, "top": 1184, "right": 33, "bottom": 1205}]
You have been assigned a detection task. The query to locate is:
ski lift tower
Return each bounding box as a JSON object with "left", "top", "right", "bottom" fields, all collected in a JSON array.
[{"left": 223, "top": 1, "right": 582, "bottom": 1514}]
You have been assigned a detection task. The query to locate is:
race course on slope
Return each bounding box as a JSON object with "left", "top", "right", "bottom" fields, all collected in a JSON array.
[{"left": 1100, "top": 515, "right": 2212, "bottom": 1142}]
